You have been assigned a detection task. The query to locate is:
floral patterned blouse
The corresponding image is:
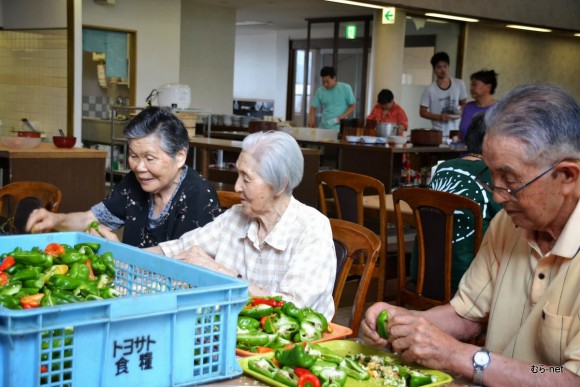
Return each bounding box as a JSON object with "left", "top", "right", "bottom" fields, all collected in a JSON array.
[{"left": 91, "top": 166, "right": 221, "bottom": 247}]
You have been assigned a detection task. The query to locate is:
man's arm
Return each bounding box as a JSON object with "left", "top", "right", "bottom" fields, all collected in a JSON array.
[
  {"left": 420, "top": 105, "right": 450, "bottom": 122},
  {"left": 338, "top": 103, "right": 356, "bottom": 120},
  {"left": 308, "top": 106, "right": 317, "bottom": 127}
]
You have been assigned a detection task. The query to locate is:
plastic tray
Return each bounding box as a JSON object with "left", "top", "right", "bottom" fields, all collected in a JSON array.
[
  {"left": 0, "top": 232, "right": 248, "bottom": 387},
  {"left": 239, "top": 340, "right": 453, "bottom": 386},
  {"left": 236, "top": 322, "right": 352, "bottom": 356}
]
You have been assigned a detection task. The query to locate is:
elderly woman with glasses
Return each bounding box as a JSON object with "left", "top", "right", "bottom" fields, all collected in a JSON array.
[
  {"left": 148, "top": 131, "right": 336, "bottom": 320},
  {"left": 361, "top": 83, "right": 580, "bottom": 386}
]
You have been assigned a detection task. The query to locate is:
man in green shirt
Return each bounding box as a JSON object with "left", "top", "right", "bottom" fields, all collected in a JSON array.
[{"left": 308, "top": 66, "right": 356, "bottom": 130}]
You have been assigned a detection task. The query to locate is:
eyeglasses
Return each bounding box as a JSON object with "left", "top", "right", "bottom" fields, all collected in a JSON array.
[{"left": 475, "top": 164, "right": 555, "bottom": 200}]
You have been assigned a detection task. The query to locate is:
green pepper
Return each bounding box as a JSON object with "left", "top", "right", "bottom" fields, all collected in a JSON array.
[
  {"left": 40, "top": 288, "right": 56, "bottom": 307},
  {"left": 74, "top": 242, "right": 100, "bottom": 254},
  {"left": 13, "top": 251, "right": 53, "bottom": 267},
  {"left": 0, "top": 295, "right": 22, "bottom": 309},
  {"left": 308, "top": 344, "right": 343, "bottom": 364},
  {"left": 295, "top": 321, "right": 323, "bottom": 342},
  {"left": 311, "top": 361, "right": 347, "bottom": 387},
  {"left": 96, "top": 273, "right": 113, "bottom": 289},
  {"left": 0, "top": 282, "right": 22, "bottom": 296},
  {"left": 10, "top": 266, "right": 42, "bottom": 282},
  {"left": 272, "top": 335, "right": 293, "bottom": 349},
  {"left": 52, "top": 288, "right": 80, "bottom": 304},
  {"left": 43, "top": 265, "right": 69, "bottom": 283},
  {"left": 86, "top": 220, "right": 105, "bottom": 237},
  {"left": 273, "top": 366, "right": 299, "bottom": 387},
  {"left": 377, "top": 309, "right": 390, "bottom": 339},
  {"left": 98, "top": 287, "right": 120, "bottom": 299},
  {"left": 239, "top": 303, "right": 278, "bottom": 319},
  {"left": 263, "top": 313, "right": 300, "bottom": 340},
  {"left": 409, "top": 369, "right": 433, "bottom": 387},
  {"left": 248, "top": 357, "right": 279, "bottom": 379},
  {"left": 275, "top": 343, "right": 317, "bottom": 368},
  {"left": 338, "top": 357, "right": 370, "bottom": 381},
  {"left": 24, "top": 275, "right": 45, "bottom": 290},
  {"left": 58, "top": 252, "right": 88, "bottom": 265},
  {"left": 100, "top": 252, "right": 116, "bottom": 276},
  {"left": 299, "top": 308, "right": 328, "bottom": 332},
  {"left": 60, "top": 244, "right": 76, "bottom": 253},
  {"left": 281, "top": 302, "right": 301, "bottom": 320},
  {"left": 15, "top": 287, "right": 43, "bottom": 298},
  {"left": 90, "top": 255, "right": 107, "bottom": 275},
  {"left": 238, "top": 316, "right": 261, "bottom": 331},
  {"left": 67, "top": 262, "right": 90, "bottom": 281},
  {"left": 237, "top": 331, "right": 275, "bottom": 347},
  {"left": 5, "top": 263, "right": 25, "bottom": 275},
  {"left": 48, "top": 274, "right": 85, "bottom": 290}
]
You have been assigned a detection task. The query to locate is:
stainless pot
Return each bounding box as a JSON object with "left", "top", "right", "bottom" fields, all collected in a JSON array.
[{"left": 377, "top": 122, "right": 401, "bottom": 137}]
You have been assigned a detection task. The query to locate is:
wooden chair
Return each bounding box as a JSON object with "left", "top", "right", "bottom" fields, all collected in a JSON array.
[
  {"left": 216, "top": 190, "right": 241, "bottom": 209},
  {"left": 317, "top": 170, "right": 388, "bottom": 302},
  {"left": 0, "top": 181, "right": 62, "bottom": 234},
  {"left": 329, "top": 218, "right": 381, "bottom": 338},
  {"left": 392, "top": 187, "right": 483, "bottom": 310}
]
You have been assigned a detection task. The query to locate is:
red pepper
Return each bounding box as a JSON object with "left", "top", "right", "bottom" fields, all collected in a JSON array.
[
  {"left": 294, "top": 367, "right": 313, "bottom": 377},
  {"left": 0, "top": 256, "right": 15, "bottom": 271},
  {"left": 298, "top": 373, "right": 320, "bottom": 387},
  {"left": 44, "top": 243, "right": 65, "bottom": 257},
  {"left": 257, "top": 346, "right": 274, "bottom": 353},
  {"left": 0, "top": 272, "right": 8, "bottom": 286},
  {"left": 85, "top": 259, "right": 96, "bottom": 280},
  {"left": 40, "top": 365, "right": 48, "bottom": 373},
  {"left": 20, "top": 293, "right": 44, "bottom": 309},
  {"left": 252, "top": 297, "right": 280, "bottom": 307}
]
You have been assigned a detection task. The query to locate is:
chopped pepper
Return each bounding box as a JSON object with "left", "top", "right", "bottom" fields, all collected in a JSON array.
[
  {"left": 238, "top": 316, "right": 261, "bottom": 331},
  {"left": 295, "top": 321, "right": 323, "bottom": 342},
  {"left": 247, "top": 357, "right": 279, "bottom": 379},
  {"left": 58, "top": 252, "right": 88, "bottom": 265},
  {"left": 0, "top": 272, "right": 7, "bottom": 286},
  {"left": 297, "top": 372, "right": 320, "bottom": 387},
  {"left": 308, "top": 344, "right": 343, "bottom": 364},
  {"left": 20, "top": 293, "right": 44, "bottom": 309},
  {"left": 274, "top": 366, "right": 299, "bottom": 387},
  {"left": 237, "top": 331, "right": 277, "bottom": 347},
  {"left": 281, "top": 301, "right": 302, "bottom": 320},
  {"left": 0, "top": 256, "right": 16, "bottom": 271},
  {"left": 275, "top": 343, "right": 318, "bottom": 368},
  {"left": 74, "top": 242, "right": 101, "bottom": 254},
  {"left": 44, "top": 243, "right": 65, "bottom": 257},
  {"left": 338, "top": 357, "right": 370, "bottom": 381},
  {"left": 310, "top": 364, "right": 347, "bottom": 387},
  {"left": 240, "top": 303, "right": 279, "bottom": 319},
  {"left": 377, "top": 309, "right": 390, "bottom": 339},
  {"left": 263, "top": 313, "right": 300, "bottom": 339},
  {"left": 0, "top": 294, "right": 22, "bottom": 309},
  {"left": 299, "top": 308, "right": 328, "bottom": 332},
  {"left": 13, "top": 251, "right": 53, "bottom": 267},
  {"left": 85, "top": 221, "right": 105, "bottom": 237}
]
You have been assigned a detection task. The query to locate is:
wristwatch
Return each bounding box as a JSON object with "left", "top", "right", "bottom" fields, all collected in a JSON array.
[{"left": 472, "top": 347, "right": 491, "bottom": 386}]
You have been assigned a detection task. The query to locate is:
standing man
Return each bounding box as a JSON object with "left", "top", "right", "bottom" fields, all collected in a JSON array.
[
  {"left": 308, "top": 66, "right": 356, "bottom": 130},
  {"left": 419, "top": 52, "right": 467, "bottom": 140},
  {"left": 361, "top": 83, "right": 580, "bottom": 386}
]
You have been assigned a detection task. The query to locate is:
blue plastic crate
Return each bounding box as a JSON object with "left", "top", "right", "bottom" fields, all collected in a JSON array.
[{"left": 0, "top": 232, "right": 248, "bottom": 387}]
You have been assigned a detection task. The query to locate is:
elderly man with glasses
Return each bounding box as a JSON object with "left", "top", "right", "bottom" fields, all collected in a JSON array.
[{"left": 361, "top": 83, "right": 580, "bottom": 386}]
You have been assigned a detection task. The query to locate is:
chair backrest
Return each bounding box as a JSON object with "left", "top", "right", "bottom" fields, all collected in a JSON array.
[
  {"left": 392, "top": 187, "right": 483, "bottom": 310},
  {"left": 329, "top": 218, "right": 381, "bottom": 338},
  {"left": 216, "top": 190, "right": 241, "bottom": 209},
  {"left": 0, "top": 181, "right": 62, "bottom": 234},
  {"left": 317, "top": 170, "right": 388, "bottom": 302}
]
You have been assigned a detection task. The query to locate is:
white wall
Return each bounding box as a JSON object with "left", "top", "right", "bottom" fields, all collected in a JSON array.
[
  {"left": 180, "top": 1, "right": 236, "bottom": 115},
  {"left": 234, "top": 32, "right": 277, "bottom": 100},
  {"left": 82, "top": 0, "right": 182, "bottom": 107}
]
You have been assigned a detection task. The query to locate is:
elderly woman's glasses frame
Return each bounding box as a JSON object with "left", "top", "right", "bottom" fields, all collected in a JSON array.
[{"left": 475, "top": 164, "right": 556, "bottom": 200}]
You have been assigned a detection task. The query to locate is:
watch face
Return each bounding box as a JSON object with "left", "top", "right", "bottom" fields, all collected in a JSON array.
[{"left": 474, "top": 351, "right": 490, "bottom": 366}]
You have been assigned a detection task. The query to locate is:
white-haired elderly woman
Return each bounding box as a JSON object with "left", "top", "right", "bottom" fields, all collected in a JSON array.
[{"left": 149, "top": 130, "right": 337, "bottom": 320}]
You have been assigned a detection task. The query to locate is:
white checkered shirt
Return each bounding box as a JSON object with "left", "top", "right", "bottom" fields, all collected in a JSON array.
[{"left": 159, "top": 196, "right": 336, "bottom": 320}]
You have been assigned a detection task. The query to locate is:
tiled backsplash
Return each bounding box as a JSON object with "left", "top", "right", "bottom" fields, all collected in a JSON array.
[
  {"left": 82, "top": 96, "right": 110, "bottom": 119},
  {"left": 0, "top": 30, "right": 68, "bottom": 136}
]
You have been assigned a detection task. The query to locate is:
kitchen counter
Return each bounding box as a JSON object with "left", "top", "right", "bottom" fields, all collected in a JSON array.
[{"left": 0, "top": 143, "right": 107, "bottom": 212}]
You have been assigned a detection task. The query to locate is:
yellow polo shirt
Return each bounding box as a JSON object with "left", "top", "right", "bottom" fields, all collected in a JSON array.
[{"left": 450, "top": 202, "right": 580, "bottom": 375}]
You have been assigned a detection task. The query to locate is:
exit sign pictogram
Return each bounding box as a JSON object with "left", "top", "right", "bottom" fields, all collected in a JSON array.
[{"left": 382, "top": 7, "right": 396, "bottom": 24}]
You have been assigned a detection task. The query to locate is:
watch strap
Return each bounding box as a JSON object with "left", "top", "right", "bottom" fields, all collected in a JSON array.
[{"left": 472, "top": 347, "right": 491, "bottom": 386}]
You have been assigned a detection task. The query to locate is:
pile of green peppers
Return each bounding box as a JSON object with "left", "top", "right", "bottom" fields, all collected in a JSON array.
[
  {"left": 0, "top": 242, "right": 119, "bottom": 310},
  {"left": 248, "top": 342, "right": 434, "bottom": 387},
  {"left": 237, "top": 296, "right": 331, "bottom": 353}
]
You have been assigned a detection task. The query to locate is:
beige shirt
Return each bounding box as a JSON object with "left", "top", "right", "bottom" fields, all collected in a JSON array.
[
  {"left": 159, "top": 196, "right": 337, "bottom": 320},
  {"left": 450, "top": 202, "right": 580, "bottom": 375}
]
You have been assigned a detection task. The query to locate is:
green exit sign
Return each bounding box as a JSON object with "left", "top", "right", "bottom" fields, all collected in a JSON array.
[
  {"left": 345, "top": 24, "right": 357, "bottom": 39},
  {"left": 382, "top": 7, "right": 396, "bottom": 24}
]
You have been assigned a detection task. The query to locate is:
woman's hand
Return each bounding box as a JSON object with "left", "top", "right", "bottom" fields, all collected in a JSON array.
[
  {"left": 87, "top": 224, "right": 119, "bottom": 242},
  {"left": 175, "top": 245, "right": 218, "bottom": 267},
  {"left": 26, "top": 208, "right": 60, "bottom": 233},
  {"left": 388, "top": 312, "right": 460, "bottom": 371}
]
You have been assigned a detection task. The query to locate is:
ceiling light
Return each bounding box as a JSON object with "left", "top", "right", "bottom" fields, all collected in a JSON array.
[
  {"left": 575, "top": 33, "right": 580, "bottom": 37},
  {"left": 425, "top": 13, "right": 479, "bottom": 23},
  {"left": 324, "top": 0, "right": 386, "bottom": 10},
  {"left": 506, "top": 24, "right": 552, "bottom": 32},
  {"left": 236, "top": 21, "right": 271, "bottom": 26}
]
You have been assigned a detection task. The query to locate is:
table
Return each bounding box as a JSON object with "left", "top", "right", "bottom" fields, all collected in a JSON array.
[
  {"left": 0, "top": 143, "right": 107, "bottom": 213},
  {"left": 188, "top": 136, "right": 321, "bottom": 208},
  {"left": 363, "top": 194, "right": 415, "bottom": 226}
]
